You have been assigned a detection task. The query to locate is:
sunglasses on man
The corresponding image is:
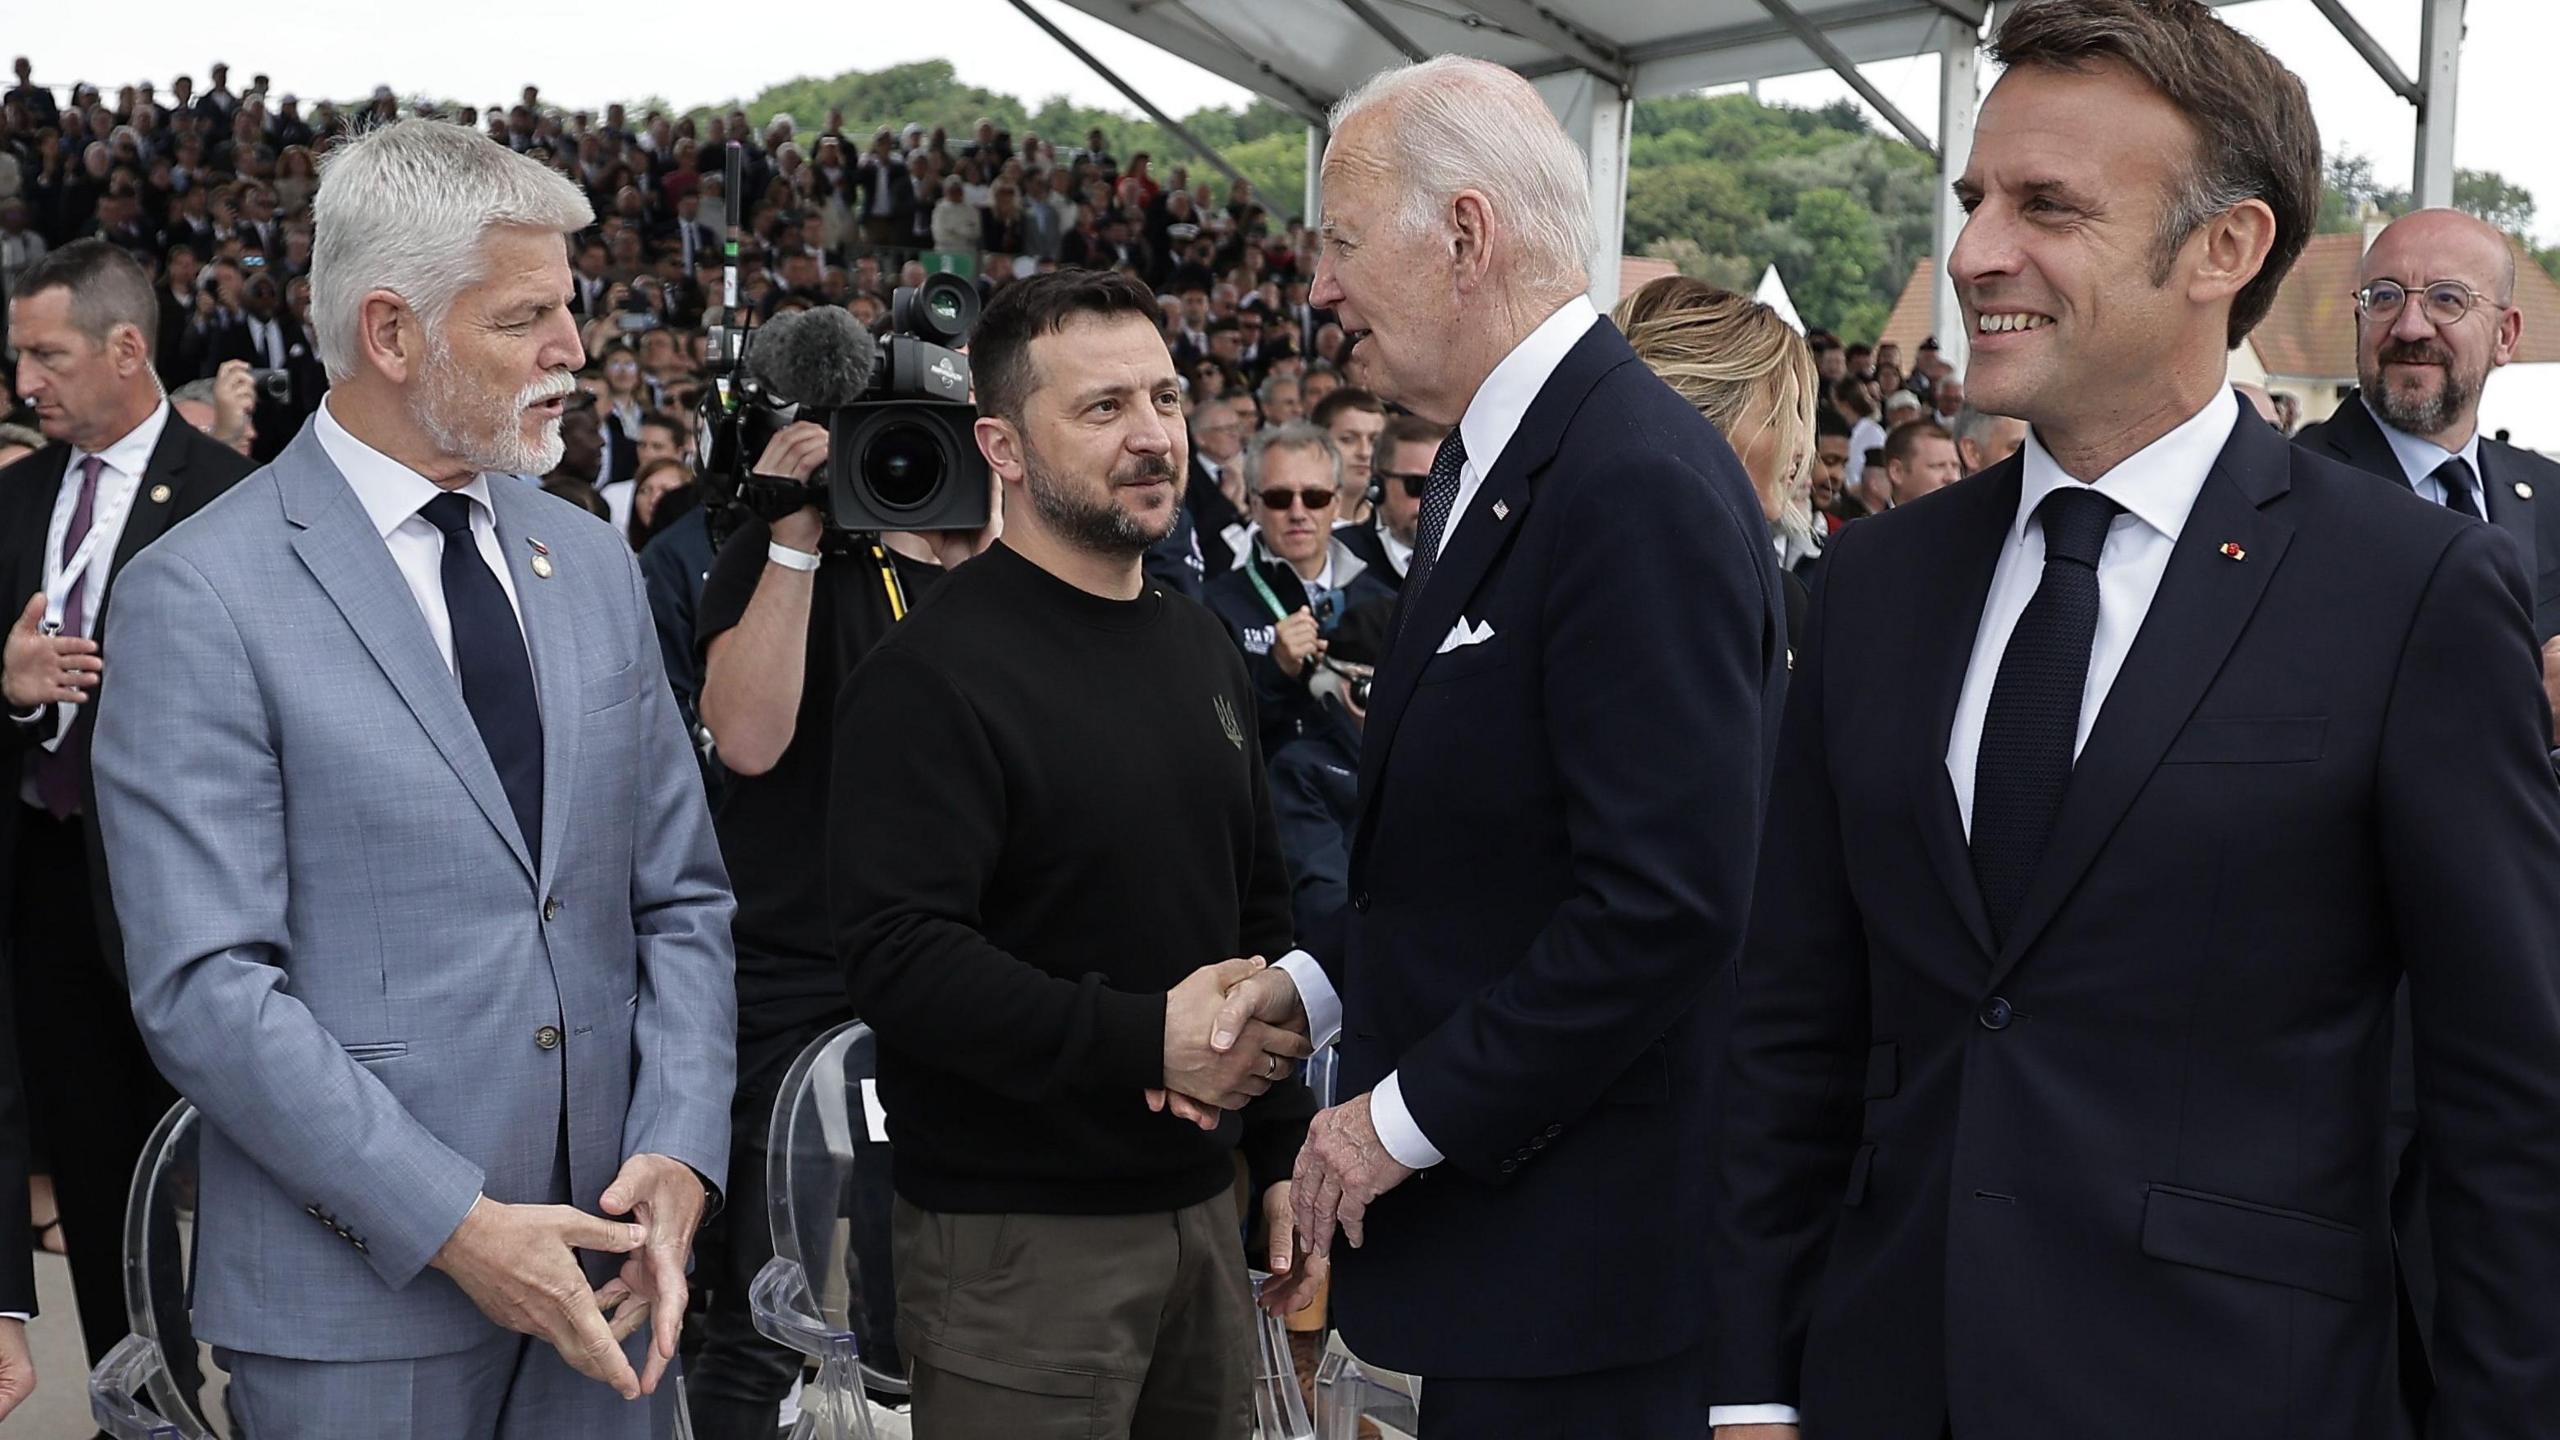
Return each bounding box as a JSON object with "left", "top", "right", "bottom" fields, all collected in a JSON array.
[
  {"left": 1377, "top": 470, "right": 1431, "bottom": 498},
  {"left": 1258, "top": 487, "right": 1337, "bottom": 512}
]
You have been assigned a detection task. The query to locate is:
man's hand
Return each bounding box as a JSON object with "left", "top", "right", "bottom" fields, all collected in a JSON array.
[
  {"left": 429, "top": 1198, "right": 650, "bottom": 1399},
  {"left": 1292, "top": 1092, "right": 1414, "bottom": 1259},
  {"left": 2541, "top": 636, "right": 2559, "bottom": 748},
  {"left": 0, "top": 1317, "right": 32, "bottom": 1422},
  {"left": 1257, "top": 1180, "right": 1327, "bottom": 1316},
  {"left": 3, "top": 593, "right": 102, "bottom": 710},
  {"left": 1149, "top": 963, "right": 1313, "bottom": 1128},
  {"left": 1165, "top": 957, "right": 1313, "bottom": 1109},
  {"left": 1271, "top": 607, "right": 1326, "bottom": 680},
  {"left": 755, "top": 421, "right": 830, "bottom": 553},
  {"left": 212, "top": 358, "right": 257, "bottom": 451},
  {"left": 599, "top": 1154, "right": 709, "bottom": 1396}
]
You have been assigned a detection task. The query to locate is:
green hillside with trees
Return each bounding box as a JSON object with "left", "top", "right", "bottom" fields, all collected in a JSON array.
[{"left": 685, "top": 60, "right": 2560, "bottom": 339}]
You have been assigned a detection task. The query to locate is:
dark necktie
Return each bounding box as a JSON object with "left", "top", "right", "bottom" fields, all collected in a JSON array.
[
  {"left": 420, "top": 493, "right": 543, "bottom": 867},
  {"left": 1970, "top": 485, "right": 2123, "bottom": 943},
  {"left": 2431, "top": 456, "right": 2481, "bottom": 520},
  {"left": 33, "top": 456, "right": 104, "bottom": 820},
  {"left": 1397, "top": 430, "right": 1469, "bottom": 636}
]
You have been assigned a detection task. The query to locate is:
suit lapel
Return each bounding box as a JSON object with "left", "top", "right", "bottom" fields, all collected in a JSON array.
[
  {"left": 1986, "top": 417, "right": 2296, "bottom": 986},
  {"left": 487, "top": 479, "right": 583, "bottom": 896},
  {"left": 2477, "top": 445, "right": 2540, "bottom": 576},
  {"left": 95, "top": 420, "right": 195, "bottom": 641},
  {"left": 279, "top": 430, "right": 537, "bottom": 884},
  {"left": 2314, "top": 390, "right": 2401, "bottom": 484},
  {"left": 1353, "top": 323, "right": 1635, "bottom": 821},
  {"left": 9, "top": 445, "right": 69, "bottom": 611},
  {"left": 1913, "top": 464, "right": 2020, "bottom": 959}
]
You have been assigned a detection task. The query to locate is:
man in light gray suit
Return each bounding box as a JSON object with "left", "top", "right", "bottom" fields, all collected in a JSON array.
[{"left": 91, "top": 119, "right": 736, "bottom": 1437}]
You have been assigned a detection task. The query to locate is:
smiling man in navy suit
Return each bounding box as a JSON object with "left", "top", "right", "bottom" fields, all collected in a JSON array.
[
  {"left": 1711, "top": 5, "right": 2560, "bottom": 1439},
  {"left": 1181, "top": 54, "right": 1788, "bottom": 1438}
]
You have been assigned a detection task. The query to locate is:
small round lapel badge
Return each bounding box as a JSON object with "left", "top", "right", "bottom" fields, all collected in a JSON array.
[
  {"left": 2516, "top": 481, "right": 2535, "bottom": 502},
  {"left": 148, "top": 484, "right": 172, "bottom": 504},
  {"left": 528, "top": 537, "right": 554, "bottom": 579}
]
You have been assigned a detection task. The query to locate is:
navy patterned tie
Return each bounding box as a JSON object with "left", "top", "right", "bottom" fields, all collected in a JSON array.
[
  {"left": 1970, "top": 485, "right": 2122, "bottom": 943},
  {"left": 1397, "top": 430, "right": 1468, "bottom": 636},
  {"left": 421, "top": 493, "right": 543, "bottom": 867}
]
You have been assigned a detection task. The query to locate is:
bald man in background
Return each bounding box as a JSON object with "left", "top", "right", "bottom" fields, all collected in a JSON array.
[{"left": 2291, "top": 207, "right": 2560, "bottom": 1423}]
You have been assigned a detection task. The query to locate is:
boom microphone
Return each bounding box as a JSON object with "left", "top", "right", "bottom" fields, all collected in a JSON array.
[{"left": 746, "top": 307, "right": 881, "bottom": 410}]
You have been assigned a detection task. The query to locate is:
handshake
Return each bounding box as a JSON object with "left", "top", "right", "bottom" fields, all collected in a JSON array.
[{"left": 1149, "top": 956, "right": 1312, "bottom": 1125}]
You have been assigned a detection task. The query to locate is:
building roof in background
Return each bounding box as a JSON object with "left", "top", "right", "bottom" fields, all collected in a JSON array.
[
  {"left": 1617, "top": 255, "right": 1679, "bottom": 302},
  {"left": 1878, "top": 260, "right": 1935, "bottom": 354}
]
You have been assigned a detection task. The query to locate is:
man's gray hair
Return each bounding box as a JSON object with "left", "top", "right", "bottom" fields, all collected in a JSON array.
[
  {"left": 14, "top": 239, "right": 159, "bottom": 355},
  {"left": 168, "top": 378, "right": 219, "bottom": 407},
  {"left": 310, "top": 118, "right": 593, "bottom": 382},
  {"left": 1950, "top": 406, "right": 2009, "bottom": 451},
  {"left": 1329, "top": 56, "right": 1593, "bottom": 294},
  {"left": 1258, "top": 372, "right": 1302, "bottom": 404},
  {"left": 1243, "top": 421, "right": 1342, "bottom": 492}
]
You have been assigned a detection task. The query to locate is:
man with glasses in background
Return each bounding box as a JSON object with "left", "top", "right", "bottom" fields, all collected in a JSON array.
[
  {"left": 2291, "top": 207, "right": 2560, "bottom": 1419},
  {"left": 1205, "top": 424, "right": 1397, "bottom": 760},
  {"left": 1338, "top": 412, "right": 1440, "bottom": 589}
]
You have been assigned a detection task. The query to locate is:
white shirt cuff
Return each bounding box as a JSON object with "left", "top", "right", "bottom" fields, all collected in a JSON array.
[
  {"left": 0, "top": 1313, "right": 25, "bottom": 1323},
  {"left": 1709, "top": 1404, "right": 1801, "bottom": 1427},
  {"left": 1370, "top": 1071, "right": 1443, "bottom": 1170},
  {"left": 1272, "top": 950, "right": 1341, "bottom": 1049}
]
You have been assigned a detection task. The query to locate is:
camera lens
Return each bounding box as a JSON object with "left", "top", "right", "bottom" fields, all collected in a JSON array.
[{"left": 861, "top": 421, "right": 947, "bottom": 511}]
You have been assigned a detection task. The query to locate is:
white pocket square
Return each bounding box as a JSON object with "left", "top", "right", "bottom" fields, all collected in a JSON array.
[{"left": 1437, "top": 617, "right": 1497, "bottom": 655}]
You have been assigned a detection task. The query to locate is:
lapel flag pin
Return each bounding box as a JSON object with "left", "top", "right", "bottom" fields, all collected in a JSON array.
[
  {"left": 1492, "top": 500, "right": 1510, "bottom": 521},
  {"left": 148, "top": 484, "right": 172, "bottom": 504},
  {"left": 2517, "top": 481, "right": 2535, "bottom": 501},
  {"left": 529, "top": 537, "right": 554, "bottom": 579},
  {"left": 2219, "top": 542, "right": 2247, "bottom": 562}
]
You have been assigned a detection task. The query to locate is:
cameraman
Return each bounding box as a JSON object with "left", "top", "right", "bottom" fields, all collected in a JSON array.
[{"left": 686, "top": 422, "right": 997, "bottom": 1439}]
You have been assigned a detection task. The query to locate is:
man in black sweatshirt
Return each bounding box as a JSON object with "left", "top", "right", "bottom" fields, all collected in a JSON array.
[{"left": 832, "top": 269, "right": 1322, "bottom": 1440}]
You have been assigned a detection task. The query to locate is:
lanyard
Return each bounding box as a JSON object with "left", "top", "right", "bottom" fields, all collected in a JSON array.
[
  {"left": 1245, "top": 545, "right": 1340, "bottom": 628},
  {"left": 43, "top": 460, "right": 140, "bottom": 635}
]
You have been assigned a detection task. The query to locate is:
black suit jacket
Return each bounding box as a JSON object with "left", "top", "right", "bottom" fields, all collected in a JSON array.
[
  {"left": 1716, "top": 405, "right": 2560, "bottom": 1437},
  {"left": 205, "top": 311, "right": 321, "bottom": 461},
  {"left": 1334, "top": 520, "right": 1405, "bottom": 591},
  {"left": 0, "top": 417, "right": 256, "bottom": 977},
  {"left": 0, "top": 416, "right": 250, "bottom": 1313},
  {"left": 1309, "top": 318, "right": 1786, "bottom": 1378},
  {"left": 2296, "top": 388, "right": 2560, "bottom": 641}
]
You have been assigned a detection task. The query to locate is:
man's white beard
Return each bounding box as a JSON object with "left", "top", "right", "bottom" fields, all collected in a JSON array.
[{"left": 411, "top": 336, "right": 576, "bottom": 476}]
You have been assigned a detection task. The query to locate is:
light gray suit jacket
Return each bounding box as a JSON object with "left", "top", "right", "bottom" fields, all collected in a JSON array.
[{"left": 93, "top": 418, "right": 736, "bottom": 1362}]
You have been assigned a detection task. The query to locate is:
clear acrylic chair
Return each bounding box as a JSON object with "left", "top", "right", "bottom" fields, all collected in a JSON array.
[
  {"left": 89, "top": 1101, "right": 216, "bottom": 1439},
  {"left": 751, "top": 1020, "right": 897, "bottom": 1440},
  {"left": 1313, "top": 1332, "right": 1420, "bottom": 1440}
]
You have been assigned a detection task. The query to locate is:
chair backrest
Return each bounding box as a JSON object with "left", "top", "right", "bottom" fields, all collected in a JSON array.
[
  {"left": 91, "top": 1101, "right": 214, "bottom": 1440},
  {"left": 765, "top": 1021, "right": 905, "bottom": 1395}
]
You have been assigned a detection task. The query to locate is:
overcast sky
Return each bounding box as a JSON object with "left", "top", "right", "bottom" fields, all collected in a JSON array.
[{"left": 12, "top": 0, "right": 2554, "bottom": 243}]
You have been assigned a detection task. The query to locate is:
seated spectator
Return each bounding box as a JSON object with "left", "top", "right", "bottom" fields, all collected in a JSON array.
[
  {"left": 1204, "top": 424, "right": 1395, "bottom": 759},
  {"left": 1310, "top": 385, "right": 1385, "bottom": 526}
]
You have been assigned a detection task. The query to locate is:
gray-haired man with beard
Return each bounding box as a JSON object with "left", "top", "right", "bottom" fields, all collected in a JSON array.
[
  {"left": 92, "top": 120, "right": 736, "bottom": 1437},
  {"left": 832, "top": 269, "right": 1323, "bottom": 1439}
]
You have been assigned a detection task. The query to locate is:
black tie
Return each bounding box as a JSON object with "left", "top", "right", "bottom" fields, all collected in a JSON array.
[
  {"left": 421, "top": 493, "right": 543, "bottom": 867},
  {"left": 2431, "top": 456, "right": 2481, "bottom": 520},
  {"left": 1398, "top": 430, "right": 1469, "bottom": 636},
  {"left": 1970, "top": 485, "right": 2123, "bottom": 943}
]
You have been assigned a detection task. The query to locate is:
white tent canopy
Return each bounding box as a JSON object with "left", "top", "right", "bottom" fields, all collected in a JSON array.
[
  {"left": 1756, "top": 264, "right": 1806, "bottom": 336},
  {"left": 1026, "top": 0, "right": 2467, "bottom": 363}
]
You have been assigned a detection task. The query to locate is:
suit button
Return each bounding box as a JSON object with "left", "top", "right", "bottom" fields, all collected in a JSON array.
[
  {"left": 1544, "top": 1124, "right": 1563, "bottom": 1138},
  {"left": 542, "top": 897, "right": 561, "bottom": 922},
  {"left": 1530, "top": 1137, "right": 1547, "bottom": 1151},
  {"left": 1978, "top": 997, "right": 2013, "bottom": 1031},
  {"left": 535, "top": 1025, "right": 562, "bottom": 1050},
  {"left": 1353, "top": 892, "right": 1371, "bottom": 914},
  {"left": 1499, "top": 1159, "right": 1518, "bottom": 1174}
]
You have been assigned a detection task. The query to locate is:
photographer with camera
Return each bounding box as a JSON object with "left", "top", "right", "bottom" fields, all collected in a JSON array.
[{"left": 684, "top": 417, "right": 996, "bottom": 1439}]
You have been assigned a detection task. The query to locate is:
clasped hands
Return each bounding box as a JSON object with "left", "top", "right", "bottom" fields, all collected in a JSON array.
[{"left": 1149, "top": 959, "right": 1416, "bottom": 1266}]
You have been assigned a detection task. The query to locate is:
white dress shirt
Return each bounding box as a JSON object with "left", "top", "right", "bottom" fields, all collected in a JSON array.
[
  {"left": 1274, "top": 292, "right": 1601, "bottom": 1173},
  {"left": 1946, "top": 389, "right": 2238, "bottom": 835},
  {"left": 2364, "top": 396, "right": 2490, "bottom": 519},
  {"left": 1711, "top": 389, "right": 2241, "bottom": 1431},
  {"left": 313, "top": 398, "right": 526, "bottom": 676},
  {"left": 15, "top": 402, "right": 165, "bottom": 785}
]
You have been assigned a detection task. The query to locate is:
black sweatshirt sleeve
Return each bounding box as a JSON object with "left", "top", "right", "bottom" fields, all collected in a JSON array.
[{"left": 832, "top": 643, "right": 1168, "bottom": 1097}]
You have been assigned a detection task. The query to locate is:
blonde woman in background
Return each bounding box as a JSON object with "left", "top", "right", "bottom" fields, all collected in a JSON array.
[{"left": 1617, "top": 275, "right": 1821, "bottom": 648}]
